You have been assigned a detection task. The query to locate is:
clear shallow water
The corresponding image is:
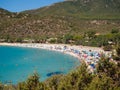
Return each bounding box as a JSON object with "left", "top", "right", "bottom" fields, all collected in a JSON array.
[{"left": 0, "top": 46, "right": 80, "bottom": 84}]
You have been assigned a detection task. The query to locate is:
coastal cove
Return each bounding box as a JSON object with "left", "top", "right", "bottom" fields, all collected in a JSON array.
[
  {"left": 0, "top": 43, "right": 109, "bottom": 84},
  {"left": 0, "top": 45, "right": 80, "bottom": 84}
]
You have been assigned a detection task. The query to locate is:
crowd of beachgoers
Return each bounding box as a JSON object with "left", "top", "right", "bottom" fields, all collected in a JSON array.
[{"left": 0, "top": 43, "right": 111, "bottom": 73}]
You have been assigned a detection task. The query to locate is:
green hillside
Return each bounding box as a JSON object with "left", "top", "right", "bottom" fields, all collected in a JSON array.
[
  {"left": 24, "top": 0, "right": 120, "bottom": 19},
  {"left": 0, "top": 0, "right": 120, "bottom": 41}
]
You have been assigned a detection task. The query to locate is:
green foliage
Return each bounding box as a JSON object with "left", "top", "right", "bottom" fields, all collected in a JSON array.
[
  {"left": 48, "top": 38, "right": 57, "bottom": 44},
  {"left": 111, "top": 29, "right": 119, "bottom": 34},
  {"left": 73, "top": 35, "right": 84, "bottom": 45},
  {"left": 63, "top": 34, "right": 74, "bottom": 44},
  {"left": 26, "top": 73, "right": 39, "bottom": 90},
  {"left": 103, "top": 45, "right": 113, "bottom": 51},
  {"left": 58, "top": 63, "right": 92, "bottom": 90},
  {"left": 97, "top": 57, "right": 116, "bottom": 77},
  {"left": 18, "top": 73, "right": 47, "bottom": 90},
  {"left": 86, "top": 55, "right": 120, "bottom": 90},
  {"left": 112, "top": 45, "right": 120, "bottom": 61},
  {"left": 86, "top": 74, "right": 114, "bottom": 90},
  {"left": 45, "top": 75, "right": 63, "bottom": 90},
  {"left": 16, "top": 38, "right": 23, "bottom": 43},
  {"left": 97, "top": 57, "right": 120, "bottom": 87},
  {"left": 116, "top": 45, "right": 120, "bottom": 57},
  {"left": 84, "top": 31, "right": 96, "bottom": 40},
  {"left": 0, "top": 83, "right": 3, "bottom": 90}
]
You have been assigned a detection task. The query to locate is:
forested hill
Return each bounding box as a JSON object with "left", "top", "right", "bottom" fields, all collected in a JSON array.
[
  {"left": 0, "top": 0, "right": 120, "bottom": 41},
  {"left": 24, "top": 0, "right": 120, "bottom": 19}
]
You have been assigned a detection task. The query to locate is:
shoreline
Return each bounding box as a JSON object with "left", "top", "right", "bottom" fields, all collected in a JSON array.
[
  {"left": 0, "top": 43, "right": 104, "bottom": 58},
  {"left": 0, "top": 43, "right": 110, "bottom": 72}
]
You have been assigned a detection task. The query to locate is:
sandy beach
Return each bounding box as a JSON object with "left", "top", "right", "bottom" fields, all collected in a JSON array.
[
  {"left": 0, "top": 43, "right": 104, "bottom": 59},
  {"left": 0, "top": 43, "right": 111, "bottom": 72}
]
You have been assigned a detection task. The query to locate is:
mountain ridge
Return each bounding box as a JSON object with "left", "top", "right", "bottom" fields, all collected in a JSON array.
[
  {"left": 23, "top": 0, "right": 120, "bottom": 19},
  {"left": 0, "top": 0, "right": 120, "bottom": 41}
]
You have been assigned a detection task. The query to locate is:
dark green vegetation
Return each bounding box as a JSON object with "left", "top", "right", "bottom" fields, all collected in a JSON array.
[
  {"left": 25, "top": 0, "right": 120, "bottom": 19},
  {"left": 0, "top": 0, "right": 120, "bottom": 43},
  {"left": 0, "top": 49, "right": 120, "bottom": 90},
  {"left": 0, "top": 0, "right": 120, "bottom": 89},
  {"left": 59, "top": 30, "right": 120, "bottom": 48}
]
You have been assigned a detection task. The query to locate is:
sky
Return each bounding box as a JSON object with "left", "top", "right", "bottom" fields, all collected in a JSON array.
[{"left": 0, "top": 0, "right": 64, "bottom": 12}]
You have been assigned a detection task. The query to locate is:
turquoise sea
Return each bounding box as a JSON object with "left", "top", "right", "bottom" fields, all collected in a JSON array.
[{"left": 0, "top": 46, "right": 80, "bottom": 84}]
